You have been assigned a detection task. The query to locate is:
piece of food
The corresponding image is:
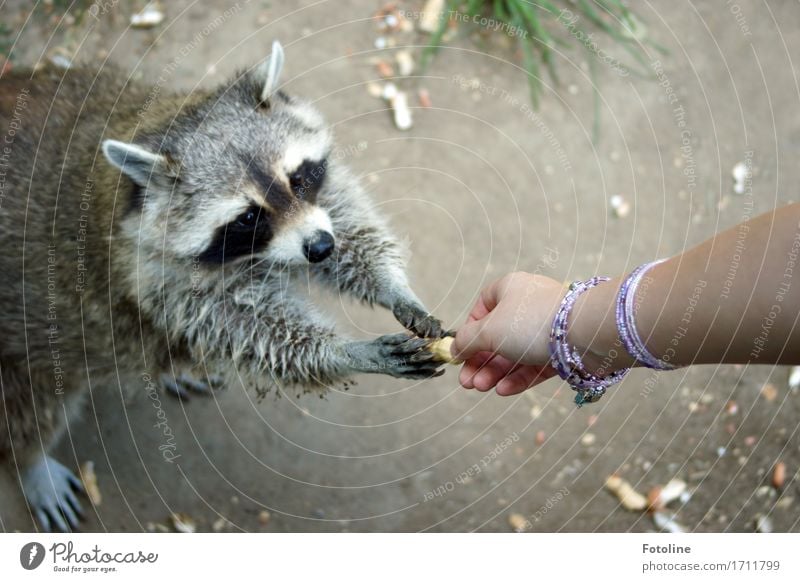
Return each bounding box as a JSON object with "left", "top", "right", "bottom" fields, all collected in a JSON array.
[
  {"left": 80, "top": 461, "right": 102, "bottom": 506},
  {"left": 605, "top": 474, "right": 648, "bottom": 511},
  {"left": 427, "top": 336, "right": 462, "bottom": 364}
]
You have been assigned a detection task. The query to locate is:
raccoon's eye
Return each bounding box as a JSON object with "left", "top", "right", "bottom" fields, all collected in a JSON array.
[
  {"left": 236, "top": 209, "right": 258, "bottom": 228},
  {"left": 290, "top": 172, "right": 305, "bottom": 191}
]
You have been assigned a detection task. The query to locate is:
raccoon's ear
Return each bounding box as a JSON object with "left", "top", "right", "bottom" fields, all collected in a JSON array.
[
  {"left": 102, "top": 140, "right": 177, "bottom": 187},
  {"left": 255, "top": 40, "right": 285, "bottom": 105}
]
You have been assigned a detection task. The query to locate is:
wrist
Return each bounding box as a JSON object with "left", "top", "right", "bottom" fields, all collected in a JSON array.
[{"left": 567, "top": 276, "right": 635, "bottom": 375}]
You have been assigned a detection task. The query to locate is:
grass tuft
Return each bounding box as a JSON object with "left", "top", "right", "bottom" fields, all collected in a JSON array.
[{"left": 422, "top": 0, "right": 665, "bottom": 112}]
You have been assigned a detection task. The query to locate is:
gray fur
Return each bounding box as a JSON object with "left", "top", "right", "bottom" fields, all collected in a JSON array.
[{"left": 0, "top": 45, "right": 444, "bottom": 531}]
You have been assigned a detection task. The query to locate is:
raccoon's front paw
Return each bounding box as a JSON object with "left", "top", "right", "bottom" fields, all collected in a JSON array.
[
  {"left": 22, "top": 455, "right": 85, "bottom": 532},
  {"left": 346, "top": 333, "right": 446, "bottom": 380},
  {"left": 162, "top": 372, "right": 224, "bottom": 401},
  {"left": 392, "top": 300, "right": 449, "bottom": 339}
]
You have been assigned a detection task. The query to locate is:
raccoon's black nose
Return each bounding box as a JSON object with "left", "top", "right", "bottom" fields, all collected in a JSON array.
[{"left": 303, "top": 231, "right": 335, "bottom": 263}]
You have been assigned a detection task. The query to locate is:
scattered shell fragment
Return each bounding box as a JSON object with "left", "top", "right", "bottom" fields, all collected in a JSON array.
[
  {"left": 716, "top": 446, "right": 727, "bottom": 458},
  {"left": 258, "top": 510, "right": 272, "bottom": 525},
  {"left": 648, "top": 478, "right": 687, "bottom": 512},
  {"left": 389, "top": 90, "right": 412, "bottom": 130},
  {"left": 756, "top": 485, "right": 774, "bottom": 499},
  {"left": 609, "top": 195, "right": 631, "bottom": 218},
  {"left": 428, "top": 337, "right": 461, "bottom": 364},
  {"left": 170, "top": 512, "right": 197, "bottom": 533},
  {"left": 418, "top": 88, "right": 432, "bottom": 108},
  {"left": 772, "top": 461, "right": 786, "bottom": 489},
  {"left": 376, "top": 60, "right": 394, "bottom": 78},
  {"left": 395, "top": 50, "right": 414, "bottom": 76},
  {"left": 49, "top": 54, "right": 73, "bottom": 69},
  {"left": 788, "top": 366, "right": 800, "bottom": 392},
  {"left": 131, "top": 2, "right": 165, "bottom": 29},
  {"left": 79, "top": 461, "right": 102, "bottom": 506},
  {"left": 755, "top": 514, "right": 773, "bottom": 533},
  {"left": 530, "top": 405, "right": 542, "bottom": 420},
  {"left": 653, "top": 511, "right": 686, "bottom": 533},
  {"left": 581, "top": 433, "right": 596, "bottom": 446},
  {"left": 605, "top": 475, "right": 648, "bottom": 511},
  {"left": 535, "top": 431, "right": 546, "bottom": 445},
  {"left": 744, "top": 435, "right": 757, "bottom": 447},
  {"left": 212, "top": 517, "right": 229, "bottom": 532},
  {"left": 419, "top": 0, "right": 445, "bottom": 33},
  {"left": 384, "top": 14, "right": 399, "bottom": 29},
  {"left": 732, "top": 161, "right": 751, "bottom": 195},
  {"left": 725, "top": 400, "right": 739, "bottom": 415},
  {"left": 760, "top": 383, "right": 778, "bottom": 402},
  {"left": 508, "top": 513, "right": 529, "bottom": 532},
  {"left": 367, "top": 82, "right": 383, "bottom": 99},
  {"left": 374, "top": 36, "right": 388, "bottom": 50}
]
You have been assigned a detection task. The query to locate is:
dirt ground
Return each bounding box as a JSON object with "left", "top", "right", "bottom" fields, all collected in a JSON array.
[{"left": 1, "top": 0, "right": 800, "bottom": 533}]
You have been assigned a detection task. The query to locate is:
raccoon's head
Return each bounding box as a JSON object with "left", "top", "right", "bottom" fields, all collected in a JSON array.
[{"left": 103, "top": 41, "right": 337, "bottom": 268}]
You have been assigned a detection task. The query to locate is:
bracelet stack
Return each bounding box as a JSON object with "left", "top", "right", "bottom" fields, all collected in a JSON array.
[
  {"left": 549, "top": 260, "right": 678, "bottom": 407},
  {"left": 616, "top": 259, "right": 677, "bottom": 371},
  {"left": 549, "top": 277, "right": 630, "bottom": 407}
]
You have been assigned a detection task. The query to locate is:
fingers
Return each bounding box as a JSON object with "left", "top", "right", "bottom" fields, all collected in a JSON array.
[
  {"left": 458, "top": 351, "right": 495, "bottom": 388},
  {"left": 470, "top": 355, "right": 518, "bottom": 391},
  {"left": 451, "top": 316, "right": 495, "bottom": 361},
  {"left": 464, "top": 274, "right": 511, "bottom": 324},
  {"left": 495, "top": 366, "right": 555, "bottom": 396}
]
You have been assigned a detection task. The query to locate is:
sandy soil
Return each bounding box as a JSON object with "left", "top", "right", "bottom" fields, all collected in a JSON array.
[{"left": 1, "top": 0, "right": 799, "bottom": 532}]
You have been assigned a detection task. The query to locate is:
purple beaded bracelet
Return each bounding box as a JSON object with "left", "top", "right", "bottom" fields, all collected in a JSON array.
[
  {"left": 616, "top": 259, "right": 677, "bottom": 370},
  {"left": 549, "top": 277, "right": 630, "bottom": 406}
]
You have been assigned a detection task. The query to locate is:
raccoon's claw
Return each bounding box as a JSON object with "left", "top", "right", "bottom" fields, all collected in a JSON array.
[
  {"left": 349, "top": 333, "right": 447, "bottom": 379},
  {"left": 22, "top": 455, "right": 85, "bottom": 532},
  {"left": 392, "top": 301, "right": 446, "bottom": 339},
  {"left": 162, "top": 372, "right": 224, "bottom": 401}
]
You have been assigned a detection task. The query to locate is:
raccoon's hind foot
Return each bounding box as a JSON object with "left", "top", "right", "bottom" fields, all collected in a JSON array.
[
  {"left": 345, "top": 333, "right": 446, "bottom": 380},
  {"left": 162, "top": 372, "right": 224, "bottom": 401},
  {"left": 22, "top": 455, "right": 85, "bottom": 532},
  {"left": 391, "top": 299, "right": 450, "bottom": 339}
]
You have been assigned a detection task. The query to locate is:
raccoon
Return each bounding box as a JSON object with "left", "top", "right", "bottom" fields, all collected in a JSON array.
[{"left": 0, "top": 42, "right": 447, "bottom": 532}]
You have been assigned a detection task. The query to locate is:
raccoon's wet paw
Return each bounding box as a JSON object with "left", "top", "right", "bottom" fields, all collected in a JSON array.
[
  {"left": 348, "top": 333, "right": 446, "bottom": 380},
  {"left": 162, "top": 372, "right": 224, "bottom": 401},
  {"left": 392, "top": 301, "right": 446, "bottom": 339},
  {"left": 22, "top": 455, "right": 85, "bottom": 532}
]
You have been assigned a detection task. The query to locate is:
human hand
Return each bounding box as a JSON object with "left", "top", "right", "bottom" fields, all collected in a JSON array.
[{"left": 451, "top": 272, "right": 565, "bottom": 396}]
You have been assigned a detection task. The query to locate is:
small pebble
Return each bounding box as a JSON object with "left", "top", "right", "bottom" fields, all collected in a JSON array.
[
  {"left": 716, "top": 446, "right": 727, "bottom": 458},
  {"left": 725, "top": 400, "right": 739, "bottom": 415},
  {"left": 130, "top": 2, "right": 165, "bottom": 28},
  {"left": 535, "top": 431, "right": 546, "bottom": 445},
  {"left": 170, "top": 513, "right": 196, "bottom": 533},
  {"left": 755, "top": 514, "right": 773, "bottom": 533},
  {"left": 581, "top": 433, "right": 596, "bottom": 446},
  {"left": 760, "top": 383, "right": 778, "bottom": 402},
  {"left": 418, "top": 88, "right": 432, "bottom": 108},
  {"left": 395, "top": 50, "right": 414, "bottom": 76},
  {"left": 788, "top": 366, "right": 800, "bottom": 391},
  {"left": 772, "top": 462, "right": 786, "bottom": 489},
  {"left": 376, "top": 60, "right": 394, "bottom": 78},
  {"left": 258, "top": 510, "right": 272, "bottom": 525},
  {"left": 508, "top": 513, "right": 529, "bottom": 532}
]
